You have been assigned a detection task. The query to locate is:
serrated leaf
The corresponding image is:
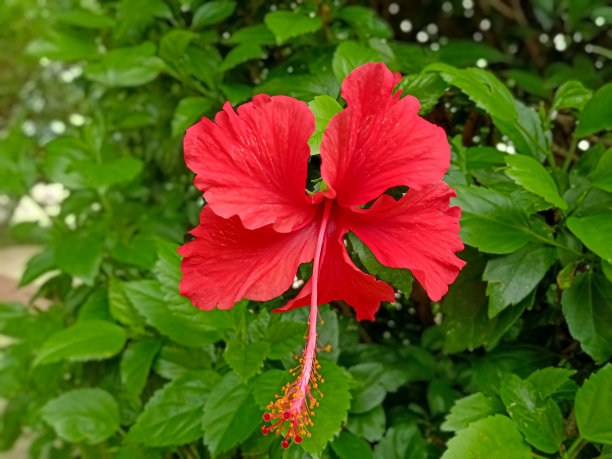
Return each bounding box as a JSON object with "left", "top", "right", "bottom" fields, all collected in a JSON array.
[
  {"left": 202, "top": 372, "right": 261, "bottom": 454},
  {"left": 308, "top": 95, "right": 343, "bottom": 155},
  {"left": 264, "top": 11, "right": 322, "bottom": 44},
  {"left": 562, "top": 272, "right": 612, "bottom": 363},
  {"left": 526, "top": 368, "right": 577, "bottom": 399},
  {"left": 34, "top": 320, "right": 126, "bottom": 366},
  {"left": 332, "top": 41, "right": 379, "bottom": 82},
  {"left": 224, "top": 339, "right": 269, "bottom": 382},
  {"left": 266, "top": 321, "right": 305, "bottom": 359},
  {"left": 251, "top": 369, "right": 291, "bottom": 409},
  {"left": 505, "top": 154, "right": 567, "bottom": 209},
  {"left": 442, "top": 415, "right": 531, "bottom": 459},
  {"left": 127, "top": 371, "right": 219, "bottom": 447},
  {"left": 41, "top": 389, "right": 119, "bottom": 445},
  {"left": 120, "top": 339, "right": 162, "bottom": 396},
  {"left": 441, "top": 392, "right": 504, "bottom": 432},
  {"left": 483, "top": 244, "right": 556, "bottom": 317},
  {"left": 300, "top": 360, "right": 351, "bottom": 454},
  {"left": 192, "top": 1, "right": 236, "bottom": 27},
  {"left": 576, "top": 83, "right": 612, "bottom": 137},
  {"left": 374, "top": 423, "right": 427, "bottom": 459},
  {"left": 575, "top": 364, "right": 612, "bottom": 444}
]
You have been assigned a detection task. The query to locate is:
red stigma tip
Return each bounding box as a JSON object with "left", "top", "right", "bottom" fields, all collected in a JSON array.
[
  {"left": 295, "top": 435, "right": 302, "bottom": 444},
  {"left": 261, "top": 426, "right": 269, "bottom": 435},
  {"left": 283, "top": 411, "right": 290, "bottom": 420},
  {"left": 281, "top": 440, "right": 289, "bottom": 449},
  {"left": 262, "top": 412, "right": 271, "bottom": 422}
]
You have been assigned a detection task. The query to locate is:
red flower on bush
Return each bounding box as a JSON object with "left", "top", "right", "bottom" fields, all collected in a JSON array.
[{"left": 179, "top": 63, "right": 464, "bottom": 447}]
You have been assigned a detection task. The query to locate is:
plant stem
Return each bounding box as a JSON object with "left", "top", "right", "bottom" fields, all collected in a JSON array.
[
  {"left": 562, "top": 138, "right": 578, "bottom": 172},
  {"left": 567, "top": 437, "right": 589, "bottom": 458}
]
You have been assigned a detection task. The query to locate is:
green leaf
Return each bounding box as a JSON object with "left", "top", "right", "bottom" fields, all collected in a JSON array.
[
  {"left": 575, "top": 364, "right": 612, "bottom": 445},
  {"left": 76, "top": 156, "right": 143, "bottom": 188},
  {"left": 590, "top": 148, "right": 612, "bottom": 192},
  {"left": 192, "top": 1, "right": 236, "bottom": 27},
  {"left": 551, "top": 80, "right": 592, "bottom": 112},
  {"left": 331, "top": 431, "right": 373, "bottom": 459},
  {"left": 171, "top": 97, "right": 213, "bottom": 138},
  {"left": 55, "top": 9, "right": 114, "bottom": 29},
  {"left": 438, "top": 41, "right": 506, "bottom": 67},
  {"left": 576, "top": 83, "right": 612, "bottom": 137},
  {"left": 500, "top": 374, "right": 564, "bottom": 453},
  {"left": 562, "top": 272, "right": 612, "bottom": 363},
  {"left": 374, "top": 423, "right": 427, "bottom": 459},
  {"left": 19, "top": 249, "right": 55, "bottom": 286},
  {"left": 153, "top": 345, "right": 214, "bottom": 380},
  {"left": 332, "top": 41, "right": 379, "bottom": 82},
  {"left": 453, "top": 185, "right": 531, "bottom": 254},
  {"left": 264, "top": 11, "right": 322, "bottom": 44},
  {"left": 493, "top": 99, "right": 548, "bottom": 161},
  {"left": 41, "top": 389, "right": 120, "bottom": 445},
  {"left": 43, "top": 137, "right": 90, "bottom": 190},
  {"left": 442, "top": 415, "right": 531, "bottom": 459},
  {"left": 108, "top": 278, "right": 146, "bottom": 328},
  {"left": 227, "top": 24, "right": 276, "bottom": 45},
  {"left": 308, "top": 95, "right": 343, "bottom": 155},
  {"left": 483, "top": 244, "right": 556, "bottom": 317},
  {"left": 336, "top": 6, "right": 391, "bottom": 39},
  {"left": 346, "top": 405, "right": 386, "bottom": 442},
  {"left": 26, "top": 31, "right": 99, "bottom": 61},
  {"left": 300, "top": 360, "right": 351, "bottom": 454},
  {"left": 251, "top": 369, "right": 291, "bottom": 409},
  {"left": 427, "top": 63, "right": 517, "bottom": 122},
  {"left": 127, "top": 370, "right": 219, "bottom": 447},
  {"left": 349, "top": 363, "right": 387, "bottom": 414},
  {"left": 505, "top": 154, "right": 567, "bottom": 209},
  {"left": 224, "top": 339, "right": 270, "bottom": 382},
  {"left": 349, "top": 233, "right": 413, "bottom": 294},
  {"left": 202, "top": 372, "right": 261, "bottom": 454},
  {"left": 85, "top": 42, "right": 165, "bottom": 87},
  {"left": 441, "top": 393, "right": 504, "bottom": 432},
  {"left": 34, "top": 320, "right": 126, "bottom": 366},
  {"left": 397, "top": 72, "right": 447, "bottom": 114},
  {"left": 219, "top": 43, "right": 264, "bottom": 72},
  {"left": 265, "top": 321, "right": 305, "bottom": 359},
  {"left": 526, "top": 368, "right": 577, "bottom": 399},
  {"left": 120, "top": 339, "right": 162, "bottom": 396},
  {"left": 53, "top": 229, "right": 104, "bottom": 284},
  {"left": 567, "top": 214, "right": 612, "bottom": 262}
]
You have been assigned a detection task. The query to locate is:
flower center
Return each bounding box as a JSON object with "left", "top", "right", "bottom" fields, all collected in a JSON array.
[{"left": 261, "top": 198, "right": 333, "bottom": 448}]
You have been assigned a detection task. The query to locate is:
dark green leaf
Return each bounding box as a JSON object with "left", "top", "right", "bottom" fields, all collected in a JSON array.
[
  {"left": 120, "top": 339, "right": 162, "bottom": 396},
  {"left": 331, "top": 431, "right": 372, "bottom": 459},
  {"left": 227, "top": 24, "right": 276, "bottom": 45},
  {"left": 441, "top": 393, "right": 504, "bottom": 432},
  {"left": 127, "top": 371, "right": 219, "bottom": 447},
  {"left": 374, "top": 423, "right": 427, "bottom": 459},
  {"left": 590, "top": 148, "right": 612, "bottom": 192},
  {"left": 575, "top": 364, "right": 612, "bottom": 444},
  {"left": 224, "top": 339, "right": 269, "bottom": 382},
  {"left": 53, "top": 229, "right": 104, "bottom": 284},
  {"left": 346, "top": 405, "right": 386, "bottom": 442},
  {"left": 397, "top": 72, "right": 447, "bottom": 114},
  {"left": 34, "top": 320, "right": 126, "bottom": 366},
  {"left": 219, "top": 43, "right": 264, "bottom": 72},
  {"left": 336, "top": 6, "right": 391, "bottom": 39},
  {"left": 438, "top": 41, "right": 506, "bottom": 67},
  {"left": 192, "top": 1, "right": 236, "bottom": 27},
  {"left": 264, "top": 11, "right": 322, "bottom": 44},
  {"left": 332, "top": 41, "right": 379, "bottom": 82},
  {"left": 493, "top": 99, "right": 548, "bottom": 161},
  {"left": 42, "top": 389, "right": 120, "bottom": 445},
  {"left": 576, "top": 83, "right": 612, "bottom": 137},
  {"left": 171, "top": 97, "right": 213, "bottom": 138},
  {"left": 251, "top": 369, "right": 291, "bottom": 409},
  {"left": 526, "top": 368, "right": 577, "bottom": 398},
  {"left": 265, "top": 321, "right": 305, "bottom": 359}
]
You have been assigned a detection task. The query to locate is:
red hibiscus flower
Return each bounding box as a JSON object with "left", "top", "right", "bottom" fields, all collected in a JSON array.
[{"left": 178, "top": 63, "right": 465, "bottom": 447}]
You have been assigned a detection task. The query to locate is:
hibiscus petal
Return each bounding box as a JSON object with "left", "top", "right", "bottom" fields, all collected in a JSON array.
[
  {"left": 178, "top": 206, "right": 318, "bottom": 310},
  {"left": 274, "top": 217, "right": 395, "bottom": 320},
  {"left": 320, "top": 63, "right": 450, "bottom": 207},
  {"left": 344, "top": 182, "right": 465, "bottom": 302},
  {"left": 184, "top": 94, "right": 316, "bottom": 233}
]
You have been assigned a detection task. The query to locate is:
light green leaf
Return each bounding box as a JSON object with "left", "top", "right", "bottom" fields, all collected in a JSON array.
[
  {"left": 397, "top": 72, "right": 447, "bottom": 114},
  {"left": 43, "top": 137, "right": 90, "bottom": 190},
  {"left": 505, "top": 154, "right": 567, "bottom": 209},
  {"left": 441, "top": 393, "right": 504, "bottom": 432},
  {"left": 576, "top": 83, "right": 612, "bottom": 137},
  {"left": 336, "top": 6, "right": 391, "bottom": 39},
  {"left": 332, "top": 41, "right": 379, "bottom": 82},
  {"left": 438, "top": 41, "right": 506, "bottom": 67},
  {"left": 526, "top": 368, "right": 577, "bottom": 399},
  {"left": 192, "top": 1, "right": 236, "bottom": 27},
  {"left": 483, "top": 244, "right": 556, "bottom": 317},
  {"left": 202, "top": 372, "right": 261, "bottom": 454},
  {"left": 331, "top": 431, "right": 373, "bottom": 459},
  {"left": 562, "top": 272, "right": 612, "bottom": 363},
  {"left": 85, "top": 42, "right": 165, "bottom": 87},
  {"left": 453, "top": 185, "right": 531, "bottom": 254},
  {"left": 251, "top": 369, "right": 291, "bottom": 409},
  {"left": 53, "top": 229, "right": 103, "bottom": 284},
  {"left": 227, "top": 24, "right": 276, "bottom": 45},
  {"left": 300, "top": 360, "right": 351, "bottom": 454},
  {"left": 55, "top": 10, "right": 114, "bottom": 29},
  {"left": 575, "top": 364, "right": 612, "bottom": 444},
  {"left": 171, "top": 97, "right": 213, "bottom": 138},
  {"left": 26, "top": 31, "right": 99, "bottom": 61},
  {"left": 120, "top": 339, "right": 162, "bottom": 396},
  {"left": 19, "top": 249, "right": 55, "bottom": 286},
  {"left": 219, "top": 43, "right": 264, "bottom": 72},
  {"left": 265, "top": 321, "right": 305, "bottom": 359},
  {"left": 374, "top": 423, "right": 427, "bottom": 459},
  {"left": 567, "top": 214, "right": 612, "bottom": 262},
  {"left": 41, "top": 389, "right": 120, "bottom": 445},
  {"left": 76, "top": 156, "right": 143, "bottom": 188},
  {"left": 153, "top": 345, "right": 214, "bottom": 380},
  {"left": 264, "top": 11, "right": 322, "bottom": 44},
  {"left": 346, "top": 405, "right": 386, "bottom": 442},
  {"left": 591, "top": 148, "right": 612, "bottom": 192},
  {"left": 127, "top": 371, "right": 219, "bottom": 446},
  {"left": 427, "top": 63, "right": 517, "bottom": 122},
  {"left": 308, "top": 95, "right": 343, "bottom": 155},
  {"left": 108, "top": 278, "right": 146, "bottom": 328},
  {"left": 224, "top": 339, "right": 270, "bottom": 382},
  {"left": 500, "top": 374, "right": 564, "bottom": 453},
  {"left": 442, "top": 415, "right": 531, "bottom": 459},
  {"left": 350, "top": 233, "right": 413, "bottom": 295},
  {"left": 552, "top": 80, "right": 592, "bottom": 112},
  {"left": 493, "top": 99, "right": 548, "bottom": 161},
  {"left": 34, "top": 320, "right": 126, "bottom": 366}
]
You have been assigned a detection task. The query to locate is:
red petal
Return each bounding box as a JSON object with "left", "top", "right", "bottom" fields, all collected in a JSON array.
[
  {"left": 184, "top": 94, "right": 316, "bottom": 232},
  {"left": 178, "top": 206, "right": 318, "bottom": 310},
  {"left": 343, "top": 182, "right": 465, "bottom": 302},
  {"left": 320, "top": 63, "right": 450, "bottom": 207},
  {"left": 275, "top": 214, "right": 395, "bottom": 320}
]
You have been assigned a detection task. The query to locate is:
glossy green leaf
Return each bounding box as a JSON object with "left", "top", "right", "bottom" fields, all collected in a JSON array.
[
  {"left": 505, "top": 154, "right": 567, "bottom": 209},
  {"left": 332, "top": 41, "right": 379, "bottom": 82},
  {"left": 202, "top": 372, "right": 261, "bottom": 454},
  {"left": 34, "top": 320, "right": 126, "bottom": 366},
  {"left": 42, "top": 389, "right": 120, "bottom": 445},
  {"left": 224, "top": 339, "right": 269, "bottom": 382},
  {"left": 192, "top": 1, "right": 236, "bottom": 27},
  {"left": 441, "top": 392, "right": 504, "bottom": 432},
  {"left": 567, "top": 214, "right": 612, "bottom": 262},
  {"left": 127, "top": 371, "right": 219, "bottom": 447},
  {"left": 575, "top": 364, "right": 612, "bottom": 444},
  {"left": 590, "top": 148, "right": 612, "bottom": 192},
  {"left": 442, "top": 415, "right": 531, "bottom": 459},
  {"left": 552, "top": 80, "right": 592, "bottom": 112},
  {"left": 397, "top": 72, "right": 447, "bottom": 114},
  {"left": 219, "top": 43, "right": 264, "bottom": 72},
  {"left": 493, "top": 99, "right": 548, "bottom": 161},
  {"left": 562, "top": 272, "right": 612, "bottom": 363},
  {"left": 264, "top": 11, "right": 322, "bottom": 44},
  {"left": 576, "top": 83, "right": 612, "bottom": 137},
  {"left": 308, "top": 95, "right": 343, "bottom": 155},
  {"left": 526, "top": 367, "right": 577, "bottom": 398}
]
